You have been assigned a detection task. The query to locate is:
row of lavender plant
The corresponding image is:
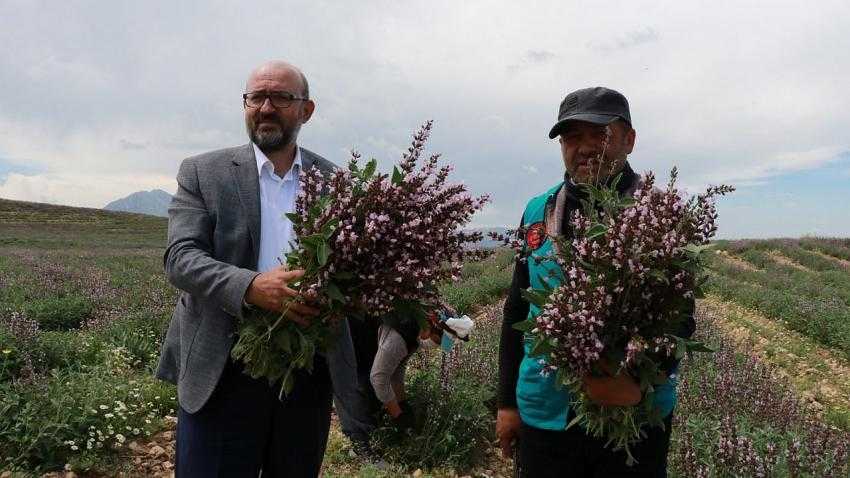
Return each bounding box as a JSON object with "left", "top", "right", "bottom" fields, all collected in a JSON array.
[
  {"left": 672, "top": 306, "right": 849, "bottom": 477},
  {"left": 1, "top": 249, "right": 178, "bottom": 472},
  {"left": 400, "top": 288, "right": 850, "bottom": 476},
  {"left": 1, "top": 250, "right": 173, "bottom": 383}
]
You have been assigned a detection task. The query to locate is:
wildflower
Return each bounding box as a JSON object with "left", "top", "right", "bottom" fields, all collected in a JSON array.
[
  {"left": 517, "top": 167, "right": 732, "bottom": 458},
  {"left": 231, "top": 122, "right": 490, "bottom": 398}
]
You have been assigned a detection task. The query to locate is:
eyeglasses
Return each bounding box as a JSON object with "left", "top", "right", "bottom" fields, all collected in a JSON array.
[{"left": 243, "top": 91, "right": 307, "bottom": 109}]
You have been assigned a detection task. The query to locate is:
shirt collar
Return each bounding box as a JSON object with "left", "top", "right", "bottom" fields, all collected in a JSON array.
[{"left": 252, "top": 143, "right": 302, "bottom": 181}]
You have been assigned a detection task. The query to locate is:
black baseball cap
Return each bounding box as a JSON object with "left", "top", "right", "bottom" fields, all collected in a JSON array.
[{"left": 548, "top": 87, "right": 632, "bottom": 139}]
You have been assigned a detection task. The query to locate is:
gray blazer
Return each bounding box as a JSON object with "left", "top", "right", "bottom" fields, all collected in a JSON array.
[{"left": 156, "top": 143, "right": 357, "bottom": 414}]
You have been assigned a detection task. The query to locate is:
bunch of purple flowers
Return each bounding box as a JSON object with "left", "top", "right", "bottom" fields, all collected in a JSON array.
[
  {"left": 514, "top": 167, "right": 733, "bottom": 462},
  {"left": 232, "top": 122, "right": 490, "bottom": 397}
]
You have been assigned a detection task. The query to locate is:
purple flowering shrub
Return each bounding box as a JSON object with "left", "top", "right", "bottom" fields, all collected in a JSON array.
[
  {"left": 514, "top": 168, "right": 733, "bottom": 462},
  {"left": 673, "top": 309, "right": 850, "bottom": 477},
  {"left": 232, "top": 122, "right": 490, "bottom": 397}
]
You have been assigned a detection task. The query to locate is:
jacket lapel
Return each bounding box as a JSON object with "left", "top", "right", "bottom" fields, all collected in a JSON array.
[
  {"left": 231, "top": 144, "right": 261, "bottom": 263},
  {"left": 300, "top": 146, "right": 316, "bottom": 171}
]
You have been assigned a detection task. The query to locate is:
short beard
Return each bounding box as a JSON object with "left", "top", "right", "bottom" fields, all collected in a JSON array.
[{"left": 246, "top": 120, "right": 300, "bottom": 154}]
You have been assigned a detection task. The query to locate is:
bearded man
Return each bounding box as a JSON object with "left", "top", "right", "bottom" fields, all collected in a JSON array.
[{"left": 156, "top": 60, "right": 358, "bottom": 477}]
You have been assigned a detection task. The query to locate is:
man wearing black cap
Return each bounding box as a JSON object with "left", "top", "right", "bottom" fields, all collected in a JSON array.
[{"left": 496, "top": 87, "right": 694, "bottom": 477}]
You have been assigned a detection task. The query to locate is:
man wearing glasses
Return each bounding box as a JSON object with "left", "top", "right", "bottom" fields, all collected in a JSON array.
[{"left": 156, "top": 60, "right": 358, "bottom": 477}]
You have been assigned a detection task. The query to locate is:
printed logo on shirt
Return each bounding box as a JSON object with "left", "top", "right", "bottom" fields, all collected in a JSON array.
[{"left": 525, "top": 222, "right": 546, "bottom": 251}]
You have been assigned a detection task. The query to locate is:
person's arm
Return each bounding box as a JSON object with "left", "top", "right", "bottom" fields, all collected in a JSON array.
[
  {"left": 163, "top": 158, "right": 259, "bottom": 320},
  {"left": 164, "top": 158, "right": 316, "bottom": 322},
  {"left": 370, "top": 328, "right": 409, "bottom": 417},
  {"left": 391, "top": 359, "right": 407, "bottom": 404},
  {"left": 496, "top": 217, "right": 529, "bottom": 458},
  {"left": 497, "top": 230, "right": 530, "bottom": 409}
]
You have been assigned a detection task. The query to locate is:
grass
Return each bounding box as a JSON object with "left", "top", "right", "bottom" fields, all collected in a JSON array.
[
  {"left": 0, "top": 199, "right": 175, "bottom": 473},
  {"left": 0, "top": 198, "right": 516, "bottom": 475},
  {"left": 699, "top": 296, "right": 850, "bottom": 430},
  {"left": 2, "top": 196, "right": 849, "bottom": 476},
  {"left": 706, "top": 240, "right": 850, "bottom": 358},
  {"left": 669, "top": 305, "right": 849, "bottom": 476},
  {"left": 438, "top": 248, "right": 515, "bottom": 314}
]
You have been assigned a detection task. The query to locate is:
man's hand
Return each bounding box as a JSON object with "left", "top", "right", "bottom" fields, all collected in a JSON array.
[
  {"left": 582, "top": 369, "right": 641, "bottom": 407},
  {"left": 496, "top": 407, "right": 521, "bottom": 459},
  {"left": 244, "top": 267, "right": 319, "bottom": 326}
]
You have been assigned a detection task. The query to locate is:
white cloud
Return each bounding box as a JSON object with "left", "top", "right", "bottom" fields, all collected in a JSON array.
[
  {"left": 522, "top": 165, "right": 539, "bottom": 174},
  {"left": 0, "top": 0, "right": 848, "bottom": 236},
  {"left": 587, "top": 27, "right": 660, "bottom": 53},
  {"left": 0, "top": 172, "right": 175, "bottom": 208},
  {"left": 469, "top": 203, "right": 503, "bottom": 228}
]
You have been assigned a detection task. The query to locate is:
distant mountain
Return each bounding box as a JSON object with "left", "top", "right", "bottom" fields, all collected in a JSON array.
[
  {"left": 104, "top": 189, "right": 172, "bottom": 217},
  {"left": 468, "top": 226, "right": 511, "bottom": 249}
]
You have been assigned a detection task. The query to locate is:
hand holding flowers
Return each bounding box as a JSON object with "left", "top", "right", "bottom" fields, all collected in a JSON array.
[
  {"left": 232, "top": 122, "right": 490, "bottom": 399},
  {"left": 513, "top": 165, "right": 733, "bottom": 464}
]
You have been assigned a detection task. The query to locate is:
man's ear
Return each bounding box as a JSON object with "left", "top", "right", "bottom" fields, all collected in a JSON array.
[
  {"left": 624, "top": 127, "right": 636, "bottom": 154},
  {"left": 300, "top": 99, "right": 316, "bottom": 123}
]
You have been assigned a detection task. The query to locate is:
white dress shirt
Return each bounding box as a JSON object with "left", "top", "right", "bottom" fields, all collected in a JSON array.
[{"left": 254, "top": 143, "right": 302, "bottom": 273}]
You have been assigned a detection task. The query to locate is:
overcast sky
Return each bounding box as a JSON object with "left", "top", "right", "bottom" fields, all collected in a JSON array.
[{"left": 1, "top": 0, "right": 848, "bottom": 238}]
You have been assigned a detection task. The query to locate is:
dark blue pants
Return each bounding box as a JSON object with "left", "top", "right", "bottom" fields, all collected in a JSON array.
[
  {"left": 334, "top": 316, "right": 381, "bottom": 444},
  {"left": 517, "top": 414, "right": 673, "bottom": 478},
  {"left": 176, "top": 357, "right": 333, "bottom": 478}
]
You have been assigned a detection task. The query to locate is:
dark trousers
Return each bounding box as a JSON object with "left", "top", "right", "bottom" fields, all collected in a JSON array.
[
  {"left": 517, "top": 415, "right": 673, "bottom": 478},
  {"left": 176, "top": 356, "right": 333, "bottom": 478},
  {"left": 335, "top": 316, "right": 382, "bottom": 444}
]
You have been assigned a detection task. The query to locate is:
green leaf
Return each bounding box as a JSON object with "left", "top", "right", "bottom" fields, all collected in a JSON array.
[
  {"left": 333, "top": 270, "right": 355, "bottom": 281},
  {"left": 685, "top": 340, "right": 715, "bottom": 354},
  {"left": 275, "top": 331, "right": 292, "bottom": 354},
  {"left": 684, "top": 243, "right": 715, "bottom": 258},
  {"left": 280, "top": 368, "right": 295, "bottom": 398},
  {"left": 300, "top": 235, "right": 325, "bottom": 261},
  {"left": 609, "top": 172, "right": 624, "bottom": 189},
  {"left": 529, "top": 338, "right": 554, "bottom": 357},
  {"left": 619, "top": 196, "right": 637, "bottom": 207},
  {"left": 586, "top": 223, "right": 608, "bottom": 241},
  {"left": 648, "top": 269, "right": 670, "bottom": 285},
  {"left": 285, "top": 212, "right": 301, "bottom": 223},
  {"left": 391, "top": 166, "right": 403, "bottom": 185},
  {"left": 316, "top": 241, "right": 330, "bottom": 266},
  {"left": 537, "top": 274, "right": 556, "bottom": 292},
  {"left": 520, "top": 288, "right": 550, "bottom": 307},
  {"left": 321, "top": 219, "right": 340, "bottom": 239},
  {"left": 555, "top": 369, "right": 567, "bottom": 387},
  {"left": 301, "top": 234, "right": 323, "bottom": 248},
  {"left": 363, "top": 159, "right": 377, "bottom": 179},
  {"left": 512, "top": 319, "right": 536, "bottom": 333},
  {"left": 674, "top": 336, "right": 687, "bottom": 360},
  {"left": 326, "top": 282, "right": 345, "bottom": 303},
  {"left": 565, "top": 413, "right": 584, "bottom": 430}
]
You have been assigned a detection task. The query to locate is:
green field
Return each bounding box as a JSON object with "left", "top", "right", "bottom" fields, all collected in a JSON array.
[{"left": 1, "top": 198, "right": 849, "bottom": 477}]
